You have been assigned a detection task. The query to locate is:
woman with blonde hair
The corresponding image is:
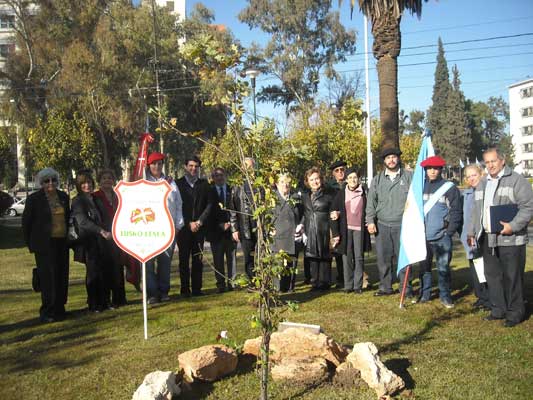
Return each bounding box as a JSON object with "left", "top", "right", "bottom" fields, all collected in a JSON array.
[{"left": 461, "top": 164, "right": 490, "bottom": 310}]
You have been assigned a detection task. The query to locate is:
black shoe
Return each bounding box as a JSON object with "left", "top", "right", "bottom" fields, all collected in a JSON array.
[
  {"left": 503, "top": 320, "right": 520, "bottom": 328},
  {"left": 39, "top": 315, "right": 55, "bottom": 323},
  {"left": 303, "top": 279, "right": 311, "bottom": 285},
  {"left": 227, "top": 286, "right": 234, "bottom": 292},
  {"left": 192, "top": 291, "right": 204, "bottom": 297},
  {"left": 483, "top": 314, "right": 504, "bottom": 321},
  {"left": 374, "top": 290, "right": 393, "bottom": 297},
  {"left": 217, "top": 287, "right": 226, "bottom": 294},
  {"left": 335, "top": 283, "right": 344, "bottom": 289},
  {"left": 343, "top": 289, "right": 354, "bottom": 294}
]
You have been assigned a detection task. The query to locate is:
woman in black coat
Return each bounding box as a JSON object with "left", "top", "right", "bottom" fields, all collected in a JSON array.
[
  {"left": 22, "top": 168, "right": 70, "bottom": 323},
  {"left": 271, "top": 173, "right": 303, "bottom": 292},
  {"left": 300, "top": 167, "right": 335, "bottom": 291},
  {"left": 71, "top": 171, "right": 112, "bottom": 312},
  {"left": 330, "top": 167, "right": 371, "bottom": 293}
]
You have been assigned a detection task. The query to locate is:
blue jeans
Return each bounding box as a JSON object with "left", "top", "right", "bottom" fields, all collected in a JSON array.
[
  {"left": 146, "top": 243, "right": 175, "bottom": 298},
  {"left": 419, "top": 234, "right": 452, "bottom": 301}
]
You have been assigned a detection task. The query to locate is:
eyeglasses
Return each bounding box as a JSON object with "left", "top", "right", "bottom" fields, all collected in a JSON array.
[
  {"left": 43, "top": 178, "right": 58, "bottom": 184},
  {"left": 333, "top": 167, "right": 345, "bottom": 173}
]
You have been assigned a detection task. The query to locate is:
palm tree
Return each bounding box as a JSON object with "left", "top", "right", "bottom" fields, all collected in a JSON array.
[{"left": 344, "top": 0, "right": 425, "bottom": 150}]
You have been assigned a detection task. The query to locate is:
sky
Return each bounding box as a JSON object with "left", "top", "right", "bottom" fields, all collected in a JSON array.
[{"left": 177, "top": 0, "right": 533, "bottom": 131}]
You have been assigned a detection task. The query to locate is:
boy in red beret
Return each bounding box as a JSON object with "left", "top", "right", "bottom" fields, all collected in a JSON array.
[{"left": 416, "top": 155, "right": 462, "bottom": 308}]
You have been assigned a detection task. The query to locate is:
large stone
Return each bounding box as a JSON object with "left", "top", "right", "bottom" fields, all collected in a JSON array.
[
  {"left": 132, "top": 371, "right": 181, "bottom": 400},
  {"left": 346, "top": 342, "right": 405, "bottom": 397},
  {"left": 242, "top": 328, "right": 348, "bottom": 367},
  {"left": 178, "top": 344, "right": 238, "bottom": 383},
  {"left": 271, "top": 357, "right": 329, "bottom": 385}
]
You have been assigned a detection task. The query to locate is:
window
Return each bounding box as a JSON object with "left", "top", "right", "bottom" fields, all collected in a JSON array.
[
  {"left": 0, "top": 44, "right": 13, "bottom": 58},
  {"left": 523, "top": 143, "right": 533, "bottom": 153},
  {"left": 522, "top": 107, "right": 533, "bottom": 118},
  {"left": 524, "top": 160, "right": 533, "bottom": 169},
  {"left": 166, "top": 1, "right": 174, "bottom": 11},
  {"left": 0, "top": 15, "right": 15, "bottom": 29},
  {"left": 523, "top": 125, "right": 533, "bottom": 136},
  {"left": 520, "top": 86, "right": 533, "bottom": 98}
]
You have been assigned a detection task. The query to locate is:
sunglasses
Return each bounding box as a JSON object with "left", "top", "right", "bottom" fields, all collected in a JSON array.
[
  {"left": 333, "top": 167, "right": 345, "bottom": 173},
  {"left": 43, "top": 178, "right": 58, "bottom": 184}
]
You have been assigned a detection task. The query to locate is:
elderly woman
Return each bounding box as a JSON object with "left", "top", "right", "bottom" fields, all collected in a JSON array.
[
  {"left": 22, "top": 168, "right": 70, "bottom": 323},
  {"left": 72, "top": 171, "right": 112, "bottom": 312},
  {"left": 93, "top": 169, "right": 126, "bottom": 308},
  {"left": 300, "top": 167, "right": 335, "bottom": 291},
  {"left": 271, "top": 173, "right": 303, "bottom": 293},
  {"left": 330, "top": 167, "right": 371, "bottom": 293},
  {"left": 461, "top": 164, "right": 490, "bottom": 310}
]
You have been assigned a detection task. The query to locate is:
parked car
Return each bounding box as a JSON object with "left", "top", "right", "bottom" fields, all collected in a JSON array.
[
  {"left": 0, "top": 191, "right": 14, "bottom": 215},
  {"left": 5, "top": 197, "right": 25, "bottom": 216}
]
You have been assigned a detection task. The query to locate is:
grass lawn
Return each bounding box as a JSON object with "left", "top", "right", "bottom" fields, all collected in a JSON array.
[{"left": 1, "top": 219, "right": 532, "bottom": 400}]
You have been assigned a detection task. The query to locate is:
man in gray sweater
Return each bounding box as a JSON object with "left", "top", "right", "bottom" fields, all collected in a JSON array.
[
  {"left": 467, "top": 146, "right": 533, "bottom": 327},
  {"left": 366, "top": 148, "right": 413, "bottom": 296}
]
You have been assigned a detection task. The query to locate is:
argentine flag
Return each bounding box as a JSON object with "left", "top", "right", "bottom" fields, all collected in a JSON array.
[{"left": 397, "top": 131, "right": 435, "bottom": 273}]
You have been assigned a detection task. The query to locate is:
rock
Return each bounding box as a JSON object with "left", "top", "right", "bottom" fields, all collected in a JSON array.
[
  {"left": 346, "top": 342, "right": 405, "bottom": 398},
  {"left": 271, "top": 357, "right": 329, "bottom": 385},
  {"left": 178, "top": 344, "right": 238, "bottom": 383},
  {"left": 241, "top": 328, "right": 348, "bottom": 367},
  {"left": 333, "top": 361, "right": 365, "bottom": 388},
  {"left": 278, "top": 321, "right": 321, "bottom": 334},
  {"left": 132, "top": 371, "right": 181, "bottom": 400}
]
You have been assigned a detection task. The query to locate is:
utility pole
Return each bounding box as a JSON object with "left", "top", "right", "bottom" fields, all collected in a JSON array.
[{"left": 150, "top": 0, "right": 164, "bottom": 171}]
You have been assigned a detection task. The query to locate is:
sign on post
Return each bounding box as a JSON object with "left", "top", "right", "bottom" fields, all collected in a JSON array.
[{"left": 112, "top": 179, "right": 176, "bottom": 339}]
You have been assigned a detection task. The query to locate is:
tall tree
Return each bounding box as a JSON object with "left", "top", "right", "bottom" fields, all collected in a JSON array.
[
  {"left": 465, "top": 96, "right": 512, "bottom": 163},
  {"left": 346, "top": 0, "right": 426, "bottom": 151},
  {"left": 427, "top": 37, "right": 451, "bottom": 155},
  {"left": 441, "top": 65, "right": 471, "bottom": 164},
  {"left": 239, "top": 0, "right": 357, "bottom": 113}
]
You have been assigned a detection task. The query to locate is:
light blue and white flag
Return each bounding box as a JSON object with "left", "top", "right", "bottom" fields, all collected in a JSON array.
[
  {"left": 397, "top": 130, "right": 435, "bottom": 273},
  {"left": 459, "top": 159, "right": 464, "bottom": 168}
]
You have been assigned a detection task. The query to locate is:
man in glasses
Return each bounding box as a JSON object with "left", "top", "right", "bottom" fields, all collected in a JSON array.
[
  {"left": 145, "top": 152, "right": 184, "bottom": 304},
  {"left": 328, "top": 160, "right": 347, "bottom": 289},
  {"left": 366, "top": 148, "right": 413, "bottom": 296}
]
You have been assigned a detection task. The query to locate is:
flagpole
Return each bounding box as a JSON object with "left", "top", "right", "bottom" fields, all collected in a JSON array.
[
  {"left": 364, "top": 14, "right": 373, "bottom": 186},
  {"left": 399, "top": 265, "right": 411, "bottom": 309},
  {"left": 142, "top": 261, "right": 148, "bottom": 340}
]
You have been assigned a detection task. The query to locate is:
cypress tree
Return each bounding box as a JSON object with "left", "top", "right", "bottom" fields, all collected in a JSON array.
[
  {"left": 444, "top": 65, "right": 471, "bottom": 163},
  {"left": 427, "top": 38, "right": 451, "bottom": 155}
]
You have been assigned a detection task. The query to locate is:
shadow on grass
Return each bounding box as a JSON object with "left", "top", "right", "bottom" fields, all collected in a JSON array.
[{"left": 0, "top": 224, "right": 25, "bottom": 249}]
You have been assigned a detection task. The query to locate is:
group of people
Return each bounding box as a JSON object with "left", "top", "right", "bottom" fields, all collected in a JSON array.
[{"left": 22, "top": 145, "right": 532, "bottom": 328}]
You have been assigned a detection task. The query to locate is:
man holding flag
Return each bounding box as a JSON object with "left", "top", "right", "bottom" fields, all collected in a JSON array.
[
  {"left": 417, "top": 155, "right": 462, "bottom": 308},
  {"left": 366, "top": 148, "right": 413, "bottom": 296}
]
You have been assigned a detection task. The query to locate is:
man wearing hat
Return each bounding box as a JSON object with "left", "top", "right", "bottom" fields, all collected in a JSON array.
[
  {"left": 417, "top": 155, "right": 462, "bottom": 308},
  {"left": 145, "top": 152, "right": 184, "bottom": 304},
  {"left": 328, "top": 160, "right": 347, "bottom": 288},
  {"left": 366, "top": 148, "right": 413, "bottom": 296}
]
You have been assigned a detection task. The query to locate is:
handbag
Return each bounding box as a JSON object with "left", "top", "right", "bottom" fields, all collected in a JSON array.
[
  {"left": 67, "top": 215, "right": 81, "bottom": 244},
  {"left": 32, "top": 267, "right": 41, "bottom": 292}
]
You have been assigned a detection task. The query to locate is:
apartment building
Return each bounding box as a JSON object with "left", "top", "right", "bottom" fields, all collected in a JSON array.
[{"left": 509, "top": 78, "right": 533, "bottom": 176}]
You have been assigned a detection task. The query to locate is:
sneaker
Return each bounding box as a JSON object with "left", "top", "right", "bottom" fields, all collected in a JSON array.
[
  {"left": 147, "top": 297, "right": 159, "bottom": 305},
  {"left": 160, "top": 295, "right": 171, "bottom": 302},
  {"left": 440, "top": 298, "right": 454, "bottom": 309}
]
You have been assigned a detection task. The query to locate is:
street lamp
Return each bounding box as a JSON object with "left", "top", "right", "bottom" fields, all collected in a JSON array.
[{"left": 245, "top": 67, "right": 260, "bottom": 125}]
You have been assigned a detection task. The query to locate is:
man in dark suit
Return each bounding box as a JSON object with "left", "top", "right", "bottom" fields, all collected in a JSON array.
[
  {"left": 206, "top": 167, "right": 236, "bottom": 293},
  {"left": 176, "top": 156, "right": 212, "bottom": 296}
]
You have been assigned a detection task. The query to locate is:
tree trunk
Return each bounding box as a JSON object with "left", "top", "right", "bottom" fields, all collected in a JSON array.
[
  {"left": 376, "top": 54, "right": 399, "bottom": 150},
  {"left": 371, "top": 8, "right": 401, "bottom": 151}
]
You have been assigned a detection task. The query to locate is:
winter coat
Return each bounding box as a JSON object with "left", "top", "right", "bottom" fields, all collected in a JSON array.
[{"left": 300, "top": 187, "right": 335, "bottom": 259}]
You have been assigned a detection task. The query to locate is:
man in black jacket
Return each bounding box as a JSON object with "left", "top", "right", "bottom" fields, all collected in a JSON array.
[
  {"left": 230, "top": 158, "right": 257, "bottom": 280},
  {"left": 206, "top": 167, "right": 236, "bottom": 293},
  {"left": 176, "top": 156, "right": 212, "bottom": 296}
]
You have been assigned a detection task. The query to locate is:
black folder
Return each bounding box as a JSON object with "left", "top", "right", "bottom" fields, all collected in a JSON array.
[{"left": 489, "top": 204, "right": 518, "bottom": 233}]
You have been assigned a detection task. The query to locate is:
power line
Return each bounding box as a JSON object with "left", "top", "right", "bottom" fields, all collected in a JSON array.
[
  {"left": 346, "top": 32, "right": 533, "bottom": 58},
  {"left": 402, "top": 15, "right": 533, "bottom": 35}
]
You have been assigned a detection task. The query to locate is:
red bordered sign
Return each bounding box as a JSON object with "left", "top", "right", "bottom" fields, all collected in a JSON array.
[{"left": 112, "top": 179, "right": 175, "bottom": 263}]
